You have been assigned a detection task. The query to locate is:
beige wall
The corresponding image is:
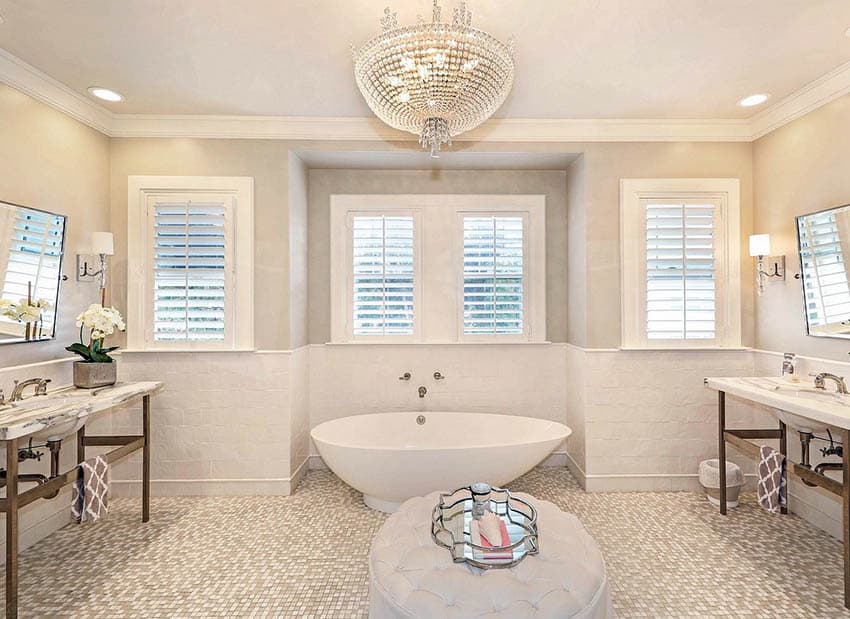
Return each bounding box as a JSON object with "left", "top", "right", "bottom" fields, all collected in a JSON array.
[
  {"left": 109, "top": 138, "right": 293, "bottom": 350},
  {"left": 566, "top": 155, "right": 588, "bottom": 347},
  {"left": 753, "top": 94, "right": 850, "bottom": 360},
  {"left": 288, "top": 153, "right": 309, "bottom": 349},
  {"left": 0, "top": 84, "right": 110, "bottom": 366},
  {"left": 306, "top": 168, "right": 569, "bottom": 344},
  {"left": 572, "top": 141, "right": 755, "bottom": 348}
]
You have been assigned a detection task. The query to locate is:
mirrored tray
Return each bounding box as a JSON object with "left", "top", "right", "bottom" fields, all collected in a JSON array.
[{"left": 430, "top": 485, "right": 538, "bottom": 570}]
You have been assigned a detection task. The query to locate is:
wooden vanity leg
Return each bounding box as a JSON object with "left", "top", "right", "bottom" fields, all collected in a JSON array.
[
  {"left": 142, "top": 395, "right": 150, "bottom": 523},
  {"left": 779, "top": 421, "right": 787, "bottom": 515},
  {"left": 76, "top": 426, "right": 85, "bottom": 464},
  {"left": 6, "top": 437, "right": 19, "bottom": 619},
  {"left": 718, "top": 391, "right": 727, "bottom": 516},
  {"left": 841, "top": 430, "right": 850, "bottom": 608}
]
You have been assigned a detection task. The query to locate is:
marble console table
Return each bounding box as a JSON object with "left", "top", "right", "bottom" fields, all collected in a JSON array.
[{"left": 0, "top": 381, "right": 162, "bottom": 618}]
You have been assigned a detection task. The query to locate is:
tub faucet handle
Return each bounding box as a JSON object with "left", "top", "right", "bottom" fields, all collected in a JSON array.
[
  {"left": 399, "top": 372, "right": 411, "bottom": 381},
  {"left": 433, "top": 371, "right": 445, "bottom": 380},
  {"left": 418, "top": 386, "right": 427, "bottom": 398}
]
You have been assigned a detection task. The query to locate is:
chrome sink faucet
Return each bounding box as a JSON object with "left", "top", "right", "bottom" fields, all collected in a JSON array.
[
  {"left": 813, "top": 372, "right": 849, "bottom": 394},
  {"left": 10, "top": 378, "right": 51, "bottom": 402}
]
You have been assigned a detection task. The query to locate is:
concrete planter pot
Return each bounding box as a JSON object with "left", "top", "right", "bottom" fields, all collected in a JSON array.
[{"left": 73, "top": 361, "right": 117, "bottom": 389}]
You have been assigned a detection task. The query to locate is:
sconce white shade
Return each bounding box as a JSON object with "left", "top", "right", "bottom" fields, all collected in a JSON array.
[
  {"left": 749, "top": 234, "right": 770, "bottom": 257},
  {"left": 91, "top": 231, "right": 114, "bottom": 256}
]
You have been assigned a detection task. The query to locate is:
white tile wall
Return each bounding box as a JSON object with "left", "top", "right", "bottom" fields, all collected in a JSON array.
[
  {"left": 6, "top": 343, "right": 846, "bottom": 555},
  {"left": 289, "top": 346, "right": 310, "bottom": 485},
  {"left": 568, "top": 347, "right": 761, "bottom": 491},
  {"left": 307, "top": 343, "right": 569, "bottom": 455},
  {"left": 107, "top": 351, "right": 295, "bottom": 496}
]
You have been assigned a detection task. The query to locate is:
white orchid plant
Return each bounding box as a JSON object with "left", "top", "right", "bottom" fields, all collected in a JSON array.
[
  {"left": 0, "top": 298, "right": 52, "bottom": 323},
  {"left": 66, "top": 304, "right": 126, "bottom": 363}
]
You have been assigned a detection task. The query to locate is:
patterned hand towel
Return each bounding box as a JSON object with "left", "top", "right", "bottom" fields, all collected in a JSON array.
[
  {"left": 757, "top": 445, "right": 787, "bottom": 514},
  {"left": 72, "top": 456, "right": 110, "bottom": 523}
]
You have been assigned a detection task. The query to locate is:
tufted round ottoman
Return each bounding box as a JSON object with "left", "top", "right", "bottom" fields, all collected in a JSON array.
[{"left": 369, "top": 492, "right": 614, "bottom": 618}]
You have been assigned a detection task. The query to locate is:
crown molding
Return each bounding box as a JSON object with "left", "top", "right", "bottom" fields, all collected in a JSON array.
[
  {"left": 749, "top": 59, "right": 850, "bottom": 140},
  {"left": 108, "top": 114, "right": 753, "bottom": 142},
  {"left": 0, "top": 47, "right": 849, "bottom": 143},
  {"left": 108, "top": 114, "right": 407, "bottom": 140},
  {"left": 0, "top": 48, "right": 112, "bottom": 134}
]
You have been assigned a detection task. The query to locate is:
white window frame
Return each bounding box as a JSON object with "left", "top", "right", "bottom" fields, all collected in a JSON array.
[
  {"left": 127, "top": 176, "right": 254, "bottom": 351},
  {"left": 620, "top": 178, "right": 741, "bottom": 349},
  {"left": 330, "top": 194, "right": 546, "bottom": 344}
]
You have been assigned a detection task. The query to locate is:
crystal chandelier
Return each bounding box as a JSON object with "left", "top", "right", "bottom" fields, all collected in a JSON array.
[{"left": 353, "top": 1, "right": 515, "bottom": 157}]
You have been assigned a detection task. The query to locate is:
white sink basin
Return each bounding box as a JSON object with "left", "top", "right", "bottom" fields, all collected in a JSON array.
[
  {"left": 740, "top": 377, "right": 847, "bottom": 433},
  {"left": 0, "top": 392, "right": 93, "bottom": 442}
]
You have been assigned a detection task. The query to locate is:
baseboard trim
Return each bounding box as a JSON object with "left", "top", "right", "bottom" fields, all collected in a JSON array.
[
  {"left": 111, "top": 476, "right": 300, "bottom": 497},
  {"left": 289, "top": 457, "right": 309, "bottom": 493},
  {"left": 564, "top": 452, "right": 587, "bottom": 489},
  {"left": 583, "top": 472, "right": 758, "bottom": 493}
]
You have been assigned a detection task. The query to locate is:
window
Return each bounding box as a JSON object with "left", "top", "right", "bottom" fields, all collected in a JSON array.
[
  {"left": 330, "top": 195, "right": 545, "bottom": 343},
  {"left": 1, "top": 209, "right": 64, "bottom": 333},
  {"left": 798, "top": 211, "right": 850, "bottom": 327},
  {"left": 644, "top": 201, "right": 716, "bottom": 340},
  {"left": 462, "top": 215, "right": 525, "bottom": 336},
  {"left": 152, "top": 201, "right": 229, "bottom": 342},
  {"left": 621, "top": 179, "right": 741, "bottom": 349},
  {"left": 351, "top": 215, "right": 415, "bottom": 336},
  {"left": 127, "top": 177, "right": 254, "bottom": 351}
]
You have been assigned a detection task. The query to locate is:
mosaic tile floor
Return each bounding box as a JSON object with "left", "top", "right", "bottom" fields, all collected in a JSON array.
[{"left": 4, "top": 467, "right": 849, "bottom": 618}]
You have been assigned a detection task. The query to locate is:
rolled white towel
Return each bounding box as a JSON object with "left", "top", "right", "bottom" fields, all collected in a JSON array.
[{"left": 478, "top": 511, "right": 503, "bottom": 546}]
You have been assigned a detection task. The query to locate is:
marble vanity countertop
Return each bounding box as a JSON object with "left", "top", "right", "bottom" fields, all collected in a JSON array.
[
  {"left": 705, "top": 376, "right": 850, "bottom": 430},
  {"left": 0, "top": 381, "right": 163, "bottom": 441}
]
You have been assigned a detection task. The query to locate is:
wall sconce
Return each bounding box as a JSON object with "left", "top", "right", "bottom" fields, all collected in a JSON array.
[
  {"left": 77, "top": 232, "right": 114, "bottom": 305},
  {"left": 749, "top": 234, "right": 785, "bottom": 296}
]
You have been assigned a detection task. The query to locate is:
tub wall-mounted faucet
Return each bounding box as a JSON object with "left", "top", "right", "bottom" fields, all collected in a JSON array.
[{"left": 418, "top": 386, "right": 427, "bottom": 398}]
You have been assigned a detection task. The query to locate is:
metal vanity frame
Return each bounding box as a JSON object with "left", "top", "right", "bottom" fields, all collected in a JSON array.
[
  {"left": 1, "top": 393, "right": 152, "bottom": 619},
  {"left": 716, "top": 390, "right": 850, "bottom": 609}
]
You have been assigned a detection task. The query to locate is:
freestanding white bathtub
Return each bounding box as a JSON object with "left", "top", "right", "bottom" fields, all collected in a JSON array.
[{"left": 310, "top": 412, "right": 571, "bottom": 512}]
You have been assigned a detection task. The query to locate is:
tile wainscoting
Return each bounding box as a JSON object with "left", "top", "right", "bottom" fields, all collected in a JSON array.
[
  {"left": 107, "top": 350, "right": 304, "bottom": 497},
  {"left": 4, "top": 344, "right": 849, "bottom": 558},
  {"left": 565, "top": 344, "right": 763, "bottom": 492}
]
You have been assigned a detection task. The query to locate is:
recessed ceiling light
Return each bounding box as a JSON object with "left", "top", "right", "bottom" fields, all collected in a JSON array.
[
  {"left": 738, "top": 93, "right": 770, "bottom": 107},
  {"left": 87, "top": 86, "right": 124, "bottom": 102}
]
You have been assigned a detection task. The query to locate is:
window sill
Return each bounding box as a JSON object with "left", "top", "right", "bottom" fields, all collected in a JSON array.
[
  {"left": 617, "top": 346, "right": 751, "bottom": 352},
  {"left": 116, "top": 348, "right": 258, "bottom": 354}
]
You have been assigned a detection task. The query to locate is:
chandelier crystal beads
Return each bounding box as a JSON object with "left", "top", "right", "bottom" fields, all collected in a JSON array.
[{"left": 353, "top": 1, "right": 515, "bottom": 157}]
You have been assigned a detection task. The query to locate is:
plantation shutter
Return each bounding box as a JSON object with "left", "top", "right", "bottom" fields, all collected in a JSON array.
[
  {"left": 351, "top": 215, "right": 415, "bottom": 335},
  {"left": 798, "top": 212, "right": 850, "bottom": 326},
  {"left": 462, "top": 215, "right": 524, "bottom": 335},
  {"left": 1, "top": 209, "right": 64, "bottom": 329},
  {"left": 152, "top": 199, "right": 230, "bottom": 342},
  {"left": 644, "top": 201, "right": 717, "bottom": 340}
]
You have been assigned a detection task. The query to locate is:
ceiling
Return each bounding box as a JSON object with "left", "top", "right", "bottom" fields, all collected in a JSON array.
[{"left": 0, "top": 0, "right": 849, "bottom": 121}]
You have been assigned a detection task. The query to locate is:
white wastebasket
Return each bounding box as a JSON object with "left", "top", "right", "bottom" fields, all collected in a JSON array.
[{"left": 699, "top": 459, "right": 744, "bottom": 508}]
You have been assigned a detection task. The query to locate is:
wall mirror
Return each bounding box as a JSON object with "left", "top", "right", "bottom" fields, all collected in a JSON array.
[
  {"left": 797, "top": 204, "right": 850, "bottom": 338},
  {"left": 0, "top": 200, "right": 66, "bottom": 344}
]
